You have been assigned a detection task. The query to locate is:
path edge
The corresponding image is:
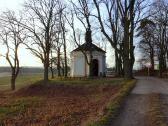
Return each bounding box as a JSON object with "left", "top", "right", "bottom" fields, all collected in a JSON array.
[{"left": 87, "top": 79, "right": 137, "bottom": 126}]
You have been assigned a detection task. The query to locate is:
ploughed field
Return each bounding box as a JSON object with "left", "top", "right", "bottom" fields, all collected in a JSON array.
[{"left": 0, "top": 76, "right": 124, "bottom": 126}]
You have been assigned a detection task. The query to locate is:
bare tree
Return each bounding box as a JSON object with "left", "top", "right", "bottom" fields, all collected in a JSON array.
[
  {"left": 0, "top": 11, "right": 26, "bottom": 90},
  {"left": 59, "top": 5, "right": 68, "bottom": 77},
  {"left": 67, "top": 0, "right": 95, "bottom": 77},
  {"left": 151, "top": 0, "right": 168, "bottom": 77},
  {"left": 137, "top": 19, "right": 156, "bottom": 75},
  {"left": 93, "top": 0, "right": 146, "bottom": 79},
  {"left": 18, "top": 0, "right": 64, "bottom": 83},
  {"left": 136, "top": 0, "right": 168, "bottom": 77},
  {"left": 92, "top": 0, "right": 124, "bottom": 76}
]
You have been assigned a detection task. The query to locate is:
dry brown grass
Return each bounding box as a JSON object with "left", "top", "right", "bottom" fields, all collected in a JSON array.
[
  {"left": 0, "top": 78, "right": 123, "bottom": 126},
  {"left": 147, "top": 94, "right": 167, "bottom": 126}
]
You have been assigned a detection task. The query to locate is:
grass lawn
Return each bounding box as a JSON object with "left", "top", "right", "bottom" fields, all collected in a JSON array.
[
  {"left": 0, "top": 74, "right": 122, "bottom": 91},
  {"left": 0, "top": 74, "right": 43, "bottom": 91},
  {"left": 0, "top": 75, "right": 135, "bottom": 126}
]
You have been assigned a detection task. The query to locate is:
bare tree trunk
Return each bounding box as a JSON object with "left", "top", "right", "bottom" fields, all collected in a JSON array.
[
  {"left": 11, "top": 78, "right": 16, "bottom": 90},
  {"left": 50, "top": 67, "right": 54, "bottom": 79},
  {"left": 129, "top": 0, "right": 135, "bottom": 79},
  {"left": 89, "top": 52, "right": 93, "bottom": 77},
  {"left": 50, "top": 62, "right": 54, "bottom": 79},
  {"left": 130, "top": 24, "right": 135, "bottom": 79},
  {"left": 150, "top": 49, "right": 154, "bottom": 76},
  {"left": 123, "top": 58, "right": 132, "bottom": 79},
  {"left": 10, "top": 65, "right": 19, "bottom": 90},
  {"left": 115, "top": 50, "right": 119, "bottom": 76},
  {"left": 123, "top": 18, "right": 133, "bottom": 79},
  {"left": 115, "top": 50, "right": 123, "bottom": 76},
  {"left": 50, "top": 50, "right": 54, "bottom": 79},
  {"left": 87, "top": 28, "right": 93, "bottom": 77},
  {"left": 61, "top": 61, "right": 65, "bottom": 76},
  {"left": 44, "top": 61, "right": 49, "bottom": 82},
  {"left": 159, "top": 56, "right": 163, "bottom": 78},
  {"left": 11, "top": 70, "right": 16, "bottom": 90},
  {"left": 57, "top": 48, "right": 61, "bottom": 77},
  {"left": 44, "top": 47, "right": 49, "bottom": 82},
  {"left": 63, "top": 32, "right": 68, "bottom": 77}
]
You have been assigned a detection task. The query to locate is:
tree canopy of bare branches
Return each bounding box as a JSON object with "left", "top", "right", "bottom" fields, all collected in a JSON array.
[
  {"left": 0, "top": 11, "right": 26, "bottom": 90},
  {"left": 19, "top": 0, "right": 65, "bottom": 82}
]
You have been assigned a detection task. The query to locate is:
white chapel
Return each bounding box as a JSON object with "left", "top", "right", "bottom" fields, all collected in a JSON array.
[{"left": 70, "top": 42, "right": 106, "bottom": 77}]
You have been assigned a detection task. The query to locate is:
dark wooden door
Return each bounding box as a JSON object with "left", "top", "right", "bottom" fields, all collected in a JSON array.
[{"left": 92, "top": 59, "right": 98, "bottom": 76}]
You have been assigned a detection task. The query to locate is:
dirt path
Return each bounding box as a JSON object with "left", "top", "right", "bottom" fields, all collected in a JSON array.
[{"left": 111, "top": 77, "right": 168, "bottom": 126}]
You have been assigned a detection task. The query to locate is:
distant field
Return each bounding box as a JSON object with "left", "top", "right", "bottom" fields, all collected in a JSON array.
[
  {"left": 0, "top": 72, "right": 11, "bottom": 77},
  {"left": 0, "top": 74, "right": 123, "bottom": 91},
  {"left": 0, "top": 74, "right": 43, "bottom": 91}
]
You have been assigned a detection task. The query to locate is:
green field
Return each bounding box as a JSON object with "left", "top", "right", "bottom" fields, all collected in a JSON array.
[
  {"left": 0, "top": 74, "right": 124, "bottom": 91},
  {"left": 0, "top": 74, "right": 43, "bottom": 91}
]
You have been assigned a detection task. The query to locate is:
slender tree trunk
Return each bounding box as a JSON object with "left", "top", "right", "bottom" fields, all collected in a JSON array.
[
  {"left": 57, "top": 48, "right": 61, "bottom": 77},
  {"left": 50, "top": 66, "right": 54, "bottom": 79},
  {"left": 11, "top": 72, "right": 16, "bottom": 90},
  {"left": 163, "top": 54, "right": 167, "bottom": 70},
  {"left": 115, "top": 50, "right": 120, "bottom": 76},
  {"left": 150, "top": 49, "right": 154, "bottom": 76},
  {"left": 159, "top": 44, "right": 164, "bottom": 78},
  {"left": 85, "top": 28, "right": 93, "bottom": 77},
  {"left": 159, "top": 56, "right": 163, "bottom": 78},
  {"left": 7, "top": 50, "right": 20, "bottom": 90},
  {"left": 44, "top": 61, "right": 49, "bottom": 82},
  {"left": 159, "top": 35, "right": 164, "bottom": 78},
  {"left": 89, "top": 52, "right": 93, "bottom": 77},
  {"left": 115, "top": 51, "right": 123, "bottom": 76},
  {"left": 50, "top": 50, "right": 54, "bottom": 79},
  {"left": 119, "top": 45, "right": 124, "bottom": 76},
  {"left": 11, "top": 66, "right": 19, "bottom": 91},
  {"left": 63, "top": 37, "right": 68, "bottom": 77},
  {"left": 11, "top": 78, "right": 15, "bottom": 90},
  {"left": 44, "top": 50, "right": 49, "bottom": 82},
  {"left": 62, "top": 62, "right": 65, "bottom": 76}
]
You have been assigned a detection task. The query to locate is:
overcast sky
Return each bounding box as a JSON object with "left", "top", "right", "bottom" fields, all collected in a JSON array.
[
  {"left": 0, "top": 0, "right": 43, "bottom": 67},
  {"left": 0, "top": 0, "right": 132, "bottom": 68},
  {"left": 0, "top": 0, "right": 23, "bottom": 11}
]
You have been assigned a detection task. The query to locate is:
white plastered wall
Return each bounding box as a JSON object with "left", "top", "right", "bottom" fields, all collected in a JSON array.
[{"left": 70, "top": 51, "right": 106, "bottom": 77}]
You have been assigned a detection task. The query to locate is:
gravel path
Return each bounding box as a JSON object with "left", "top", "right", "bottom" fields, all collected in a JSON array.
[{"left": 111, "top": 76, "right": 168, "bottom": 126}]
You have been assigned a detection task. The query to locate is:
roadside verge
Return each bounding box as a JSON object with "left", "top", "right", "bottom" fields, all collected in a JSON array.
[{"left": 88, "top": 79, "right": 136, "bottom": 126}]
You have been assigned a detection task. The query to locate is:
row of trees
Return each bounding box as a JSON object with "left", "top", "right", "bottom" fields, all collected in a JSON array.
[
  {"left": 67, "top": 0, "right": 148, "bottom": 78},
  {"left": 0, "top": 0, "right": 166, "bottom": 90},
  {"left": 0, "top": 0, "right": 69, "bottom": 90},
  {"left": 138, "top": 0, "right": 168, "bottom": 77}
]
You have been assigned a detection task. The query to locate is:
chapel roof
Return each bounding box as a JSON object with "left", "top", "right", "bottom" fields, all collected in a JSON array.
[{"left": 71, "top": 43, "right": 106, "bottom": 53}]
